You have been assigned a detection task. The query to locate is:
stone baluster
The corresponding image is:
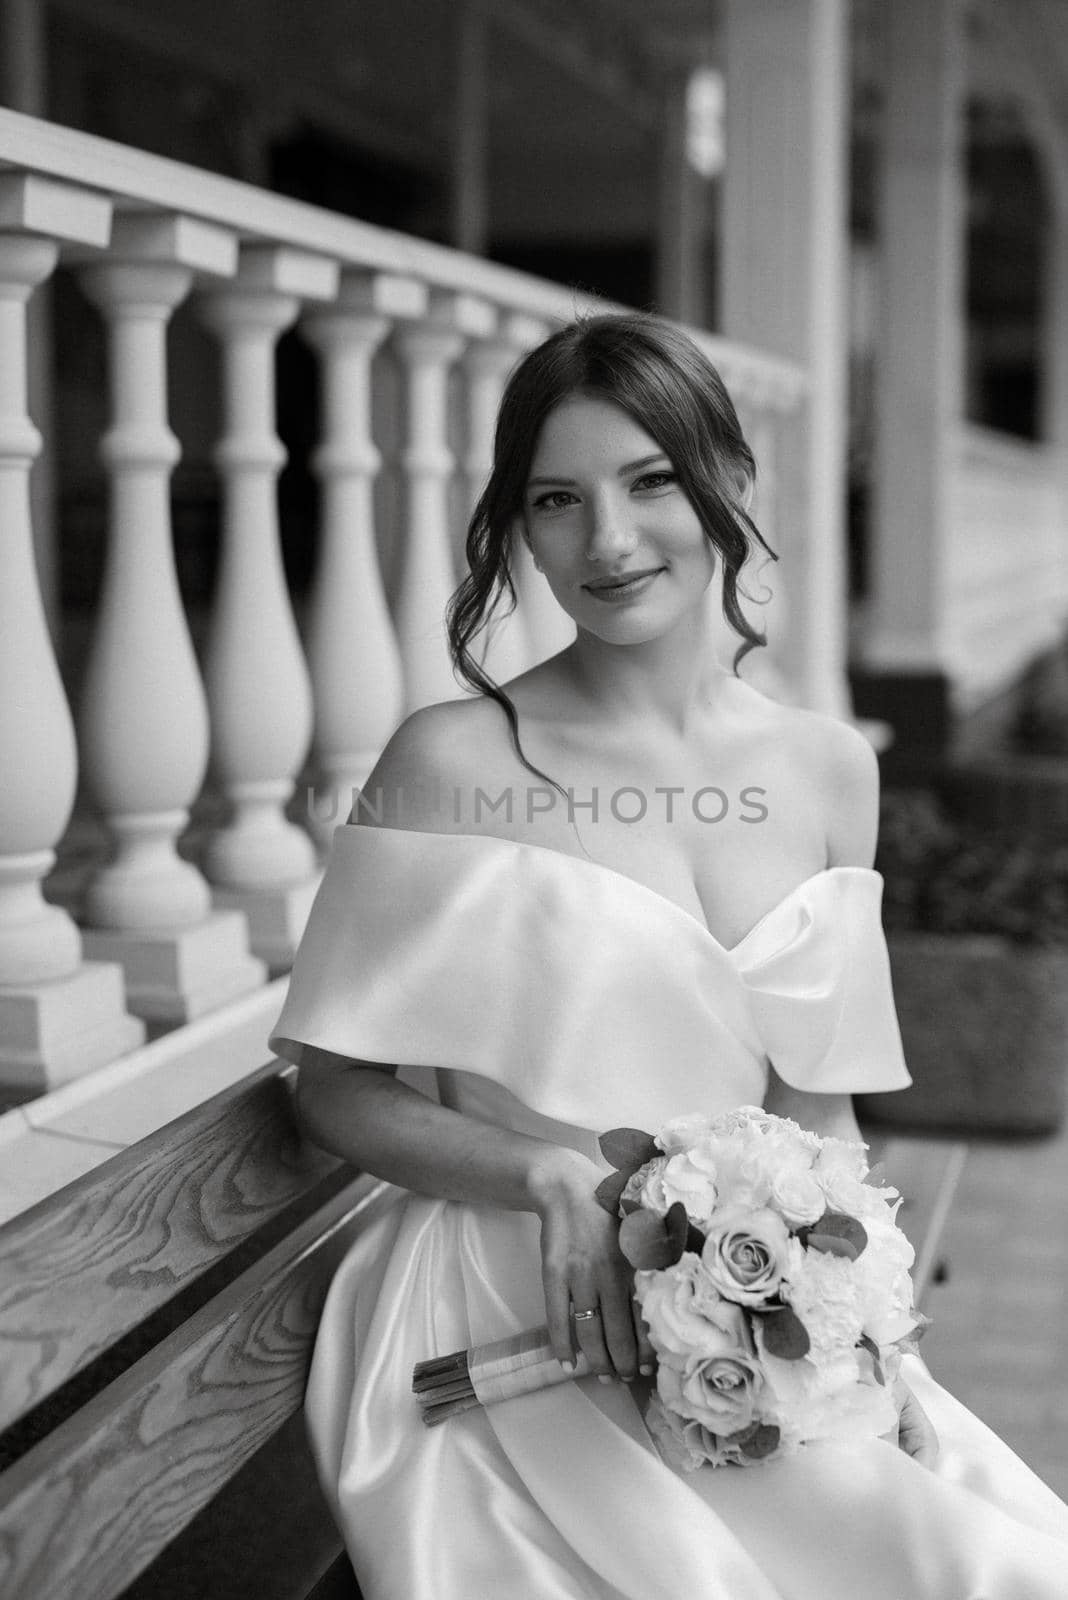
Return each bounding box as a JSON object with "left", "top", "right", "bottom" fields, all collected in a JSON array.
[
  {"left": 300, "top": 272, "right": 424, "bottom": 841},
  {"left": 391, "top": 291, "right": 495, "bottom": 713},
  {"left": 0, "top": 174, "right": 145, "bottom": 1090},
  {"left": 75, "top": 214, "right": 265, "bottom": 1025},
  {"left": 197, "top": 245, "right": 337, "bottom": 966}
]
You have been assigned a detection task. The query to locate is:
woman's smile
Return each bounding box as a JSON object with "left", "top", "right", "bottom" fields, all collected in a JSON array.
[{"left": 582, "top": 567, "right": 665, "bottom": 603}]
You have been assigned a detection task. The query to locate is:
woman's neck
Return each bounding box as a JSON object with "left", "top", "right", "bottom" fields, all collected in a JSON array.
[{"left": 562, "top": 612, "right": 733, "bottom": 739}]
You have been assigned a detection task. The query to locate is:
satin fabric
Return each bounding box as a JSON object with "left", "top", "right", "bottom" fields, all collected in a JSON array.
[{"left": 271, "top": 826, "right": 1068, "bottom": 1599}]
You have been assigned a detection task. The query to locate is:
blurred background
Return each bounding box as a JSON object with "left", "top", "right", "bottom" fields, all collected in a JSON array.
[{"left": 1, "top": 0, "right": 1066, "bottom": 1497}]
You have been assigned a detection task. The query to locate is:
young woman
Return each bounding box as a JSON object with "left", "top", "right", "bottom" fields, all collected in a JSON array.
[{"left": 271, "top": 314, "right": 1068, "bottom": 1599}]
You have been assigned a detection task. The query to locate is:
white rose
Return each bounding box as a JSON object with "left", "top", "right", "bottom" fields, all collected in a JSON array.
[
  {"left": 815, "top": 1139, "right": 898, "bottom": 1219},
  {"left": 635, "top": 1253, "right": 751, "bottom": 1364},
  {"left": 706, "top": 1105, "right": 777, "bottom": 1138},
  {"left": 702, "top": 1206, "right": 793, "bottom": 1306},
  {"left": 852, "top": 1212, "right": 918, "bottom": 1346},
  {"left": 644, "top": 1394, "right": 745, "bottom": 1472},
  {"left": 699, "top": 1142, "right": 773, "bottom": 1212},
  {"left": 656, "top": 1113, "right": 721, "bottom": 1156},
  {"left": 657, "top": 1349, "right": 764, "bottom": 1437},
  {"left": 759, "top": 1345, "right": 897, "bottom": 1447},
  {"left": 766, "top": 1160, "right": 827, "bottom": 1228},
  {"left": 657, "top": 1145, "right": 719, "bottom": 1221},
  {"left": 620, "top": 1157, "right": 671, "bottom": 1214}
]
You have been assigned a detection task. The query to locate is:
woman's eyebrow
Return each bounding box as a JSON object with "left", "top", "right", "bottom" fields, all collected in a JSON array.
[{"left": 526, "top": 453, "right": 669, "bottom": 488}]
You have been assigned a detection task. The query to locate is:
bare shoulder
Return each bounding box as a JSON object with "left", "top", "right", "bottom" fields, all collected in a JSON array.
[
  {"left": 353, "top": 697, "right": 507, "bottom": 834},
  {"left": 774, "top": 704, "right": 880, "bottom": 869}
]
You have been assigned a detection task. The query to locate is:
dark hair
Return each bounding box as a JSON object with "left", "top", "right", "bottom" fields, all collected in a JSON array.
[{"left": 445, "top": 311, "right": 777, "bottom": 794}]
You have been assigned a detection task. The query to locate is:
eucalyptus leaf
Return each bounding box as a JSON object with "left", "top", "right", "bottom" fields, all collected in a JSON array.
[
  {"left": 618, "top": 1209, "right": 679, "bottom": 1270},
  {"left": 759, "top": 1305, "right": 811, "bottom": 1361},
  {"left": 685, "top": 1223, "right": 708, "bottom": 1256},
  {"left": 594, "top": 1167, "right": 633, "bottom": 1217},
  {"left": 806, "top": 1232, "right": 860, "bottom": 1261},
  {"left": 806, "top": 1211, "right": 868, "bottom": 1259},
  {"left": 739, "top": 1423, "right": 781, "bottom": 1460},
  {"left": 665, "top": 1201, "right": 689, "bottom": 1262},
  {"left": 598, "top": 1127, "right": 659, "bottom": 1171}
]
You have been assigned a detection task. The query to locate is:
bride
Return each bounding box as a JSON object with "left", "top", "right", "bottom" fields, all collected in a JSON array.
[{"left": 270, "top": 313, "right": 1068, "bottom": 1599}]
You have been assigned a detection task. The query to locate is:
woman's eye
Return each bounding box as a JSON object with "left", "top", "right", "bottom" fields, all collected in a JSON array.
[
  {"left": 531, "top": 490, "right": 576, "bottom": 511},
  {"left": 634, "top": 470, "right": 676, "bottom": 492}
]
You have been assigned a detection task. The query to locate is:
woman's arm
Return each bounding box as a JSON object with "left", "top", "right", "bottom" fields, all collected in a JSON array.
[
  {"left": 296, "top": 1052, "right": 583, "bottom": 1214},
  {"left": 297, "top": 1056, "right": 655, "bottom": 1383},
  {"left": 295, "top": 704, "right": 655, "bottom": 1383},
  {"left": 762, "top": 1068, "right": 862, "bottom": 1142}
]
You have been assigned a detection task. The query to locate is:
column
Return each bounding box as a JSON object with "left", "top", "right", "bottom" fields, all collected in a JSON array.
[
  {"left": 864, "top": 0, "right": 965, "bottom": 681},
  {"left": 301, "top": 271, "right": 421, "bottom": 843},
  {"left": 0, "top": 174, "right": 144, "bottom": 1091},
  {"left": 76, "top": 214, "right": 266, "bottom": 1025},
  {"left": 653, "top": 50, "right": 711, "bottom": 329},
  {"left": 450, "top": 0, "right": 490, "bottom": 256},
  {"left": 392, "top": 291, "right": 495, "bottom": 713},
  {"left": 722, "top": 0, "right": 852, "bottom": 717},
  {"left": 197, "top": 245, "right": 337, "bottom": 967}
]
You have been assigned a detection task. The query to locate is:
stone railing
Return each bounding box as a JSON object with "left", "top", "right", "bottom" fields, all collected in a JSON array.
[{"left": 0, "top": 105, "right": 806, "bottom": 1100}]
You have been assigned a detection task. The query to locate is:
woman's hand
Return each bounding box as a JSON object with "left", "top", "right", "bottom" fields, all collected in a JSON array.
[
  {"left": 530, "top": 1148, "right": 656, "bottom": 1384},
  {"left": 893, "top": 1377, "right": 939, "bottom": 1467}
]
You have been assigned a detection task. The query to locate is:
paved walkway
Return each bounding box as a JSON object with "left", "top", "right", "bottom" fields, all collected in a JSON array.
[{"left": 920, "top": 1119, "right": 1068, "bottom": 1498}]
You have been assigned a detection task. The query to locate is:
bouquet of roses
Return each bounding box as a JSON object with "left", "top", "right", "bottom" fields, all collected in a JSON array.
[{"left": 413, "top": 1107, "right": 927, "bottom": 1469}]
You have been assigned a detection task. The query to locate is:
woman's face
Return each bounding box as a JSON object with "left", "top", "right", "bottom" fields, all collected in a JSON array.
[{"left": 521, "top": 392, "right": 718, "bottom": 644}]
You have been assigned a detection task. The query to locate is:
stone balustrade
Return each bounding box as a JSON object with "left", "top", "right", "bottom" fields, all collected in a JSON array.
[{"left": 0, "top": 104, "right": 806, "bottom": 1095}]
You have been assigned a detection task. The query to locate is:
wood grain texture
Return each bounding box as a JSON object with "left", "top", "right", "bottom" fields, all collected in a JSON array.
[
  {"left": 0, "top": 1173, "right": 397, "bottom": 1600},
  {"left": 0, "top": 1062, "right": 340, "bottom": 1432}
]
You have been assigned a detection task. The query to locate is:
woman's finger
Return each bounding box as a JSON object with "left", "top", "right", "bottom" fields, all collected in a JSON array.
[
  {"left": 896, "top": 1382, "right": 940, "bottom": 1467},
  {"left": 542, "top": 1259, "right": 576, "bottom": 1367},
  {"left": 570, "top": 1295, "right": 614, "bottom": 1377},
  {"left": 632, "top": 1300, "right": 656, "bottom": 1376},
  {"left": 598, "top": 1279, "right": 639, "bottom": 1381}
]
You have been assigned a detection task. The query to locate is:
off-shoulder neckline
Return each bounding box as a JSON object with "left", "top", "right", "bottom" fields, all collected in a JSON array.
[{"left": 335, "top": 824, "right": 881, "bottom": 959}]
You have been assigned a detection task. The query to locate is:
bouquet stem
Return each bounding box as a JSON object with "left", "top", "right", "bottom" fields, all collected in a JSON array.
[{"left": 413, "top": 1327, "right": 591, "bottom": 1426}]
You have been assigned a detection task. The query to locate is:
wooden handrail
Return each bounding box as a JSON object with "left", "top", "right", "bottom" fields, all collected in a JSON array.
[
  {"left": 0, "top": 1061, "right": 339, "bottom": 1432},
  {"left": 0, "top": 1173, "right": 393, "bottom": 1600}
]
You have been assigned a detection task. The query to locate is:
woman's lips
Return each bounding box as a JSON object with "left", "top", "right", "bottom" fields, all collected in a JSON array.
[{"left": 583, "top": 569, "right": 663, "bottom": 603}]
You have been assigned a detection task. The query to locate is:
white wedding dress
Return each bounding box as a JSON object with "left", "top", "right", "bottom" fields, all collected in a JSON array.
[{"left": 270, "top": 824, "right": 1068, "bottom": 1600}]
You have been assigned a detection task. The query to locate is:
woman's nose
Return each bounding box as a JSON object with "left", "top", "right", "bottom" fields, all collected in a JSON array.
[{"left": 584, "top": 494, "right": 637, "bottom": 563}]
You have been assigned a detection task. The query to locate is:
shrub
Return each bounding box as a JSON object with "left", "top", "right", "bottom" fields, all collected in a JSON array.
[{"left": 876, "top": 789, "right": 1068, "bottom": 946}]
